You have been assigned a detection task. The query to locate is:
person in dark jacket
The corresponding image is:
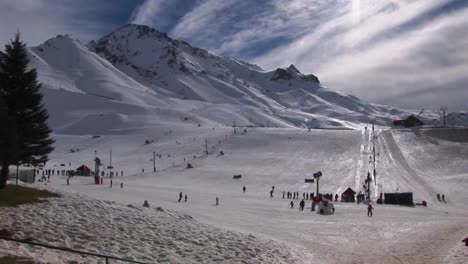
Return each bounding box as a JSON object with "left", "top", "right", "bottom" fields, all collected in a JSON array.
[
  {"left": 290, "top": 201, "right": 294, "bottom": 209},
  {"left": 178, "top": 192, "right": 183, "bottom": 202},
  {"left": 243, "top": 186, "right": 246, "bottom": 193},
  {"left": 184, "top": 194, "right": 188, "bottom": 202},
  {"left": 367, "top": 204, "right": 374, "bottom": 217},
  {"left": 299, "top": 199, "right": 305, "bottom": 211}
]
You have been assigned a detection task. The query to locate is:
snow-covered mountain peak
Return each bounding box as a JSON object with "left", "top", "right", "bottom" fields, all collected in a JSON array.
[
  {"left": 23, "top": 24, "right": 463, "bottom": 133},
  {"left": 270, "top": 64, "right": 320, "bottom": 84},
  {"left": 287, "top": 64, "right": 301, "bottom": 74}
]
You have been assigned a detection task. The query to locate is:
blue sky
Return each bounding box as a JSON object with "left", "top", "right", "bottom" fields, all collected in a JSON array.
[{"left": 1, "top": 0, "right": 467, "bottom": 111}]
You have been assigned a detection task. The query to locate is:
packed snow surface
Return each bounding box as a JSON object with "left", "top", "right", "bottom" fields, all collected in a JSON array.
[{"left": 1, "top": 125, "right": 467, "bottom": 263}]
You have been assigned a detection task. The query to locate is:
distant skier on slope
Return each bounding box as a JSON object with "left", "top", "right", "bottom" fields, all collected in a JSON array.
[
  {"left": 184, "top": 194, "right": 188, "bottom": 202},
  {"left": 290, "top": 201, "right": 294, "bottom": 209},
  {"left": 367, "top": 204, "right": 374, "bottom": 217},
  {"left": 243, "top": 186, "right": 246, "bottom": 193},
  {"left": 216, "top": 197, "right": 219, "bottom": 206},
  {"left": 178, "top": 192, "right": 183, "bottom": 202}
]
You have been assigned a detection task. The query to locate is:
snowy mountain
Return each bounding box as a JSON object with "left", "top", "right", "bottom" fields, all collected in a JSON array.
[{"left": 26, "top": 24, "right": 465, "bottom": 135}]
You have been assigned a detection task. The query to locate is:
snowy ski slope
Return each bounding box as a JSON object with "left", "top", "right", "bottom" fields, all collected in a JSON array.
[{"left": 7, "top": 125, "right": 464, "bottom": 263}]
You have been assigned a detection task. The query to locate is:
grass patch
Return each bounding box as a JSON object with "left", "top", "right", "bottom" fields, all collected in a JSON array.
[
  {"left": 0, "top": 257, "right": 33, "bottom": 264},
  {"left": 0, "top": 185, "right": 60, "bottom": 207}
]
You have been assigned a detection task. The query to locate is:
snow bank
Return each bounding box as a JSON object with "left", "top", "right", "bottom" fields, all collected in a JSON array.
[{"left": 0, "top": 190, "right": 309, "bottom": 264}]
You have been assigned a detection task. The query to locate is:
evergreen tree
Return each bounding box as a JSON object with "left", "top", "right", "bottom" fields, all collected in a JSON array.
[{"left": 0, "top": 33, "right": 54, "bottom": 188}]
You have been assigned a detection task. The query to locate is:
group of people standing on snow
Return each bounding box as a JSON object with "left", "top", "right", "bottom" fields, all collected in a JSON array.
[
  {"left": 436, "top": 193, "right": 446, "bottom": 203},
  {"left": 284, "top": 191, "right": 314, "bottom": 200},
  {"left": 178, "top": 192, "right": 188, "bottom": 203}
]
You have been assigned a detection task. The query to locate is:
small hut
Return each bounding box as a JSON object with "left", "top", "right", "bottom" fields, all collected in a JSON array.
[
  {"left": 341, "top": 187, "right": 356, "bottom": 202},
  {"left": 76, "top": 165, "right": 92, "bottom": 176},
  {"left": 393, "top": 116, "right": 424, "bottom": 128}
]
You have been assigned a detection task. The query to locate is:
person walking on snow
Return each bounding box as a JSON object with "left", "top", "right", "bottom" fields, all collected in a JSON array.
[
  {"left": 290, "top": 201, "right": 294, "bottom": 209},
  {"left": 216, "top": 197, "right": 219, "bottom": 206},
  {"left": 299, "top": 199, "right": 305, "bottom": 211},
  {"left": 178, "top": 192, "right": 183, "bottom": 202},
  {"left": 243, "top": 186, "right": 246, "bottom": 193},
  {"left": 367, "top": 204, "right": 374, "bottom": 217},
  {"left": 270, "top": 189, "right": 274, "bottom": 198},
  {"left": 184, "top": 194, "right": 188, "bottom": 202},
  {"left": 282, "top": 191, "right": 285, "bottom": 199}
]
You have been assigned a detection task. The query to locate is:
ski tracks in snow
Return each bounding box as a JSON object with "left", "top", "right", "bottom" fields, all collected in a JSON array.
[{"left": 354, "top": 129, "right": 372, "bottom": 193}]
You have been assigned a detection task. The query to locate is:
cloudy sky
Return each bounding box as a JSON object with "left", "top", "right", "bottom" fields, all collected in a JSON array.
[{"left": 1, "top": 0, "right": 467, "bottom": 111}]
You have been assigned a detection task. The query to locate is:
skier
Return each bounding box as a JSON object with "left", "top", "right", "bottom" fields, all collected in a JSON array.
[
  {"left": 143, "top": 200, "right": 150, "bottom": 208},
  {"left": 66, "top": 178, "right": 69, "bottom": 185},
  {"left": 110, "top": 180, "right": 112, "bottom": 188},
  {"left": 299, "top": 199, "right": 305, "bottom": 211},
  {"left": 243, "top": 186, "right": 246, "bottom": 193},
  {"left": 367, "top": 204, "right": 374, "bottom": 217},
  {"left": 290, "top": 201, "right": 294, "bottom": 209},
  {"left": 437, "top": 193, "right": 441, "bottom": 201},
  {"left": 178, "top": 192, "right": 183, "bottom": 202},
  {"left": 335, "top": 194, "right": 338, "bottom": 202},
  {"left": 442, "top": 194, "right": 445, "bottom": 202},
  {"left": 216, "top": 197, "right": 219, "bottom": 206},
  {"left": 270, "top": 189, "right": 273, "bottom": 198},
  {"left": 282, "top": 191, "right": 285, "bottom": 199},
  {"left": 120, "top": 182, "right": 123, "bottom": 189},
  {"left": 184, "top": 194, "right": 188, "bottom": 202}
]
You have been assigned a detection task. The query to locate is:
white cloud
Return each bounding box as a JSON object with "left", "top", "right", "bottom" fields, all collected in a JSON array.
[
  {"left": 129, "top": 0, "right": 468, "bottom": 110},
  {"left": 0, "top": 0, "right": 122, "bottom": 46},
  {"left": 130, "top": 0, "right": 165, "bottom": 26}
]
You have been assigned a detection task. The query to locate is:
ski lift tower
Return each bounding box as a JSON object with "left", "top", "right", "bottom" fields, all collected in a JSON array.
[
  {"left": 94, "top": 157, "right": 102, "bottom": 184},
  {"left": 107, "top": 148, "right": 113, "bottom": 177},
  {"left": 365, "top": 171, "right": 372, "bottom": 201},
  {"left": 313, "top": 171, "right": 322, "bottom": 197},
  {"left": 440, "top": 106, "right": 448, "bottom": 126}
]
